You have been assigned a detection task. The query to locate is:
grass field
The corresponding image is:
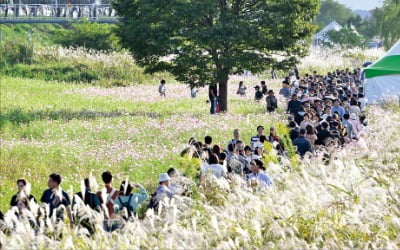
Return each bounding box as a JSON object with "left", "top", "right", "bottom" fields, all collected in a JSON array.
[
  {"left": 0, "top": 75, "right": 281, "bottom": 212},
  {"left": 1, "top": 73, "right": 400, "bottom": 248}
]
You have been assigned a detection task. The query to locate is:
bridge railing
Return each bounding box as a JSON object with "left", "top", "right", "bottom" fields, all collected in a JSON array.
[{"left": 0, "top": 4, "right": 117, "bottom": 19}]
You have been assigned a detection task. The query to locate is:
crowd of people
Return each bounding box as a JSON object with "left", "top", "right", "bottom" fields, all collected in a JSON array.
[
  {"left": 1, "top": 67, "right": 367, "bottom": 236},
  {"left": 0, "top": 169, "right": 187, "bottom": 234},
  {"left": 231, "top": 67, "right": 367, "bottom": 156},
  {"left": 281, "top": 67, "right": 366, "bottom": 155}
]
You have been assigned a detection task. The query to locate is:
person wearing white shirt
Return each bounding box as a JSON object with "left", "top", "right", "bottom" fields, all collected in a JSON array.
[
  {"left": 358, "top": 94, "right": 366, "bottom": 112},
  {"left": 201, "top": 153, "right": 226, "bottom": 178},
  {"left": 247, "top": 159, "right": 273, "bottom": 187}
]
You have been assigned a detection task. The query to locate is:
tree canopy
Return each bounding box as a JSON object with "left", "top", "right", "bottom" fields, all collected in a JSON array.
[
  {"left": 378, "top": 0, "right": 400, "bottom": 48},
  {"left": 316, "top": 0, "right": 356, "bottom": 29},
  {"left": 114, "top": 0, "right": 319, "bottom": 111},
  {"left": 327, "top": 27, "right": 365, "bottom": 48}
]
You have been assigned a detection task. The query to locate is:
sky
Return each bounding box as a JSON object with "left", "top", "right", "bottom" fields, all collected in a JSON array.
[{"left": 336, "top": 0, "right": 384, "bottom": 10}]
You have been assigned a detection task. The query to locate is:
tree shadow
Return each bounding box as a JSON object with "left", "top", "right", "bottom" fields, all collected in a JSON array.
[{"left": 0, "top": 108, "right": 160, "bottom": 129}]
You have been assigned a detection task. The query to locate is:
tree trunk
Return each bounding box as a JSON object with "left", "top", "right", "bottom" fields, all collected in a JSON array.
[{"left": 218, "top": 77, "right": 229, "bottom": 112}]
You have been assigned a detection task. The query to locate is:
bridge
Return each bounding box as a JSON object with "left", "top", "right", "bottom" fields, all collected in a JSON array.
[{"left": 0, "top": 3, "right": 118, "bottom": 24}]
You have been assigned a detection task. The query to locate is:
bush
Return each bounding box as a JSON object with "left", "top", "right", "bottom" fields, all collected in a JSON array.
[
  {"left": 4, "top": 62, "right": 100, "bottom": 83},
  {"left": 0, "top": 39, "right": 34, "bottom": 66},
  {"left": 54, "top": 21, "right": 120, "bottom": 51}
]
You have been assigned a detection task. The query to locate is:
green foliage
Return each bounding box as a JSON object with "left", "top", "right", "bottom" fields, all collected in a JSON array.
[
  {"left": 378, "top": 0, "right": 400, "bottom": 49},
  {"left": 0, "top": 39, "right": 33, "bottom": 66},
  {"left": 315, "top": 0, "right": 382, "bottom": 42},
  {"left": 1, "top": 46, "right": 175, "bottom": 86},
  {"left": 114, "top": 0, "right": 319, "bottom": 111},
  {"left": 316, "top": 0, "right": 356, "bottom": 29},
  {"left": 327, "top": 27, "right": 366, "bottom": 48},
  {"left": 54, "top": 21, "right": 120, "bottom": 51},
  {"left": 0, "top": 23, "right": 175, "bottom": 86},
  {"left": 4, "top": 62, "right": 100, "bottom": 82},
  {"left": 179, "top": 157, "right": 202, "bottom": 181}
]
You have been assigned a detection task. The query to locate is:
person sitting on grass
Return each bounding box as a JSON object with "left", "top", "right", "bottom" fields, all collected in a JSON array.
[
  {"left": 14, "top": 197, "right": 36, "bottom": 229},
  {"left": 73, "top": 178, "right": 100, "bottom": 212},
  {"left": 156, "top": 173, "right": 176, "bottom": 203},
  {"left": 250, "top": 125, "right": 265, "bottom": 149},
  {"left": 167, "top": 167, "right": 187, "bottom": 195},
  {"left": 201, "top": 153, "right": 226, "bottom": 179},
  {"left": 40, "top": 173, "right": 73, "bottom": 226},
  {"left": 247, "top": 159, "right": 273, "bottom": 187},
  {"left": 100, "top": 171, "right": 120, "bottom": 232},
  {"left": 72, "top": 178, "right": 101, "bottom": 235},
  {"left": 236, "top": 81, "right": 247, "bottom": 96},
  {"left": 114, "top": 180, "right": 148, "bottom": 220},
  {"left": 10, "top": 179, "right": 37, "bottom": 209},
  {"left": 226, "top": 128, "right": 241, "bottom": 151}
]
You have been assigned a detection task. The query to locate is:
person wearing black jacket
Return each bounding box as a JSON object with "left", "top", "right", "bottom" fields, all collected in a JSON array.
[
  {"left": 287, "top": 94, "right": 304, "bottom": 124},
  {"left": 260, "top": 81, "right": 268, "bottom": 96},
  {"left": 10, "top": 179, "right": 37, "bottom": 208},
  {"left": 293, "top": 129, "right": 313, "bottom": 157},
  {"left": 316, "top": 122, "right": 334, "bottom": 146}
]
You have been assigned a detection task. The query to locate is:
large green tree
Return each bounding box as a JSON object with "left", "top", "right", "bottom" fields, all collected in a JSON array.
[
  {"left": 113, "top": 0, "right": 319, "bottom": 112},
  {"left": 379, "top": 0, "right": 400, "bottom": 48},
  {"left": 327, "top": 27, "right": 365, "bottom": 48},
  {"left": 316, "top": 0, "right": 355, "bottom": 29}
]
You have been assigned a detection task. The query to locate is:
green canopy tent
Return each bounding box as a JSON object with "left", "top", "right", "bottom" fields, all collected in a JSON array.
[{"left": 364, "top": 39, "right": 400, "bottom": 104}]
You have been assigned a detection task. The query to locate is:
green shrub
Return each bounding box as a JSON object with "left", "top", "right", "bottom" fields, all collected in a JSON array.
[
  {"left": 0, "top": 39, "right": 33, "bottom": 66},
  {"left": 54, "top": 21, "right": 120, "bottom": 51}
]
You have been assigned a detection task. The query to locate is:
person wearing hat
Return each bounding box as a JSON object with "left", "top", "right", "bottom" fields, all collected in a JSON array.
[
  {"left": 247, "top": 159, "right": 273, "bottom": 187},
  {"left": 156, "top": 173, "right": 176, "bottom": 203},
  {"left": 254, "top": 85, "right": 263, "bottom": 101},
  {"left": 252, "top": 141, "right": 264, "bottom": 160}
]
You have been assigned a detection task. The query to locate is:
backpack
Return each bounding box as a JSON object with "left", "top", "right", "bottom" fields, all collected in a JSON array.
[
  {"left": 147, "top": 192, "right": 159, "bottom": 211},
  {"left": 117, "top": 195, "right": 134, "bottom": 219},
  {"left": 84, "top": 191, "right": 100, "bottom": 211}
]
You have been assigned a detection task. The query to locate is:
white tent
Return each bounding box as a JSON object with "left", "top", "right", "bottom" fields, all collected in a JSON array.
[
  {"left": 313, "top": 21, "right": 342, "bottom": 46},
  {"left": 364, "top": 39, "right": 400, "bottom": 104}
]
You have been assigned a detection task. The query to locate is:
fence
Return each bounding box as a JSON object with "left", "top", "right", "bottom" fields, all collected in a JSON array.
[{"left": 0, "top": 3, "right": 118, "bottom": 23}]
